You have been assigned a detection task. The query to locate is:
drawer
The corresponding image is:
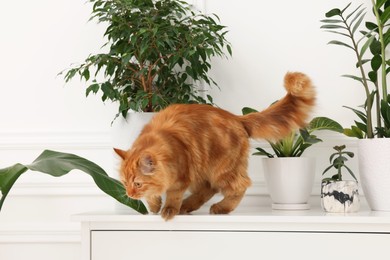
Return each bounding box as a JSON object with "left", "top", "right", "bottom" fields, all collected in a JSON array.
[{"left": 91, "top": 230, "right": 389, "bottom": 260}]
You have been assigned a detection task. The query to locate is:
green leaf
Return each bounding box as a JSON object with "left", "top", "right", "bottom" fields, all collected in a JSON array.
[
  {"left": 0, "top": 164, "right": 28, "bottom": 211},
  {"left": 368, "top": 71, "right": 378, "bottom": 84},
  {"left": 343, "top": 105, "right": 367, "bottom": 123},
  {"left": 371, "top": 54, "right": 382, "bottom": 71},
  {"left": 366, "top": 21, "right": 378, "bottom": 31},
  {"left": 308, "top": 117, "right": 344, "bottom": 133},
  {"left": 0, "top": 150, "right": 148, "bottom": 214},
  {"left": 242, "top": 107, "right": 258, "bottom": 115},
  {"left": 355, "top": 121, "right": 367, "bottom": 134},
  {"left": 327, "top": 40, "right": 354, "bottom": 50},
  {"left": 380, "top": 5, "right": 390, "bottom": 23},
  {"left": 252, "top": 147, "right": 274, "bottom": 158},
  {"left": 322, "top": 30, "right": 350, "bottom": 38},
  {"left": 226, "top": 44, "right": 232, "bottom": 56},
  {"left": 341, "top": 3, "right": 352, "bottom": 14},
  {"left": 360, "top": 35, "right": 375, "bottom": 60},
  {"left": 351, "top": 10, "right": 366, "bottom": 34},
  {"left": 370, "top": 39, "right": 382, "bottom": 55},
  {"left": 300, "top": 132, "right": 322, "bottom": 145},
  {"left": 320, "top": 24, "right": 347, "bottom": 30},
  {"left": 345, "top": 4, "right": 364, "bottom": 21},
  {"left": 377, "top": 0, "right": 387, "bottom": 9},
  {"left": 322, "top": 164, "right": 335, "bottom": 175},
  {"left": 343, "top": 126, "right": 364, "bottom": 138},
  {"left": 381, "top": 99, "right": 390, "bottom": 126},
  {"left": 326, "top": 8, "right": 342, "bottom": 17},
  {"left": 344, "top": 165, "right": 358, "bottom": 181},
  {"left": 342, "top": 74, "right": 363, "bottom": 83},
  {"left": 86, "top": 83, "right": 100, "bottom": 96},
  {"left": 320, "top": 19, "right": 343, "bottom": 24}
]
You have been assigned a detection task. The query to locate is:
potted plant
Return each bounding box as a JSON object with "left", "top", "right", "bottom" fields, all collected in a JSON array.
[
  {"left": 243, "top": 107, "right": 344, "bottom": 210},
  {"left": 60, "top": 0, "right": 232, "bottom": 193},
  {"left": 321, "top": 145, "right": 359, "bottom": 213},
  {"left": 61, "top": 0, "right": 232, "bottom": 118},
  {"left": 321, "top": 1, "right": 390, "bottom": 210}
]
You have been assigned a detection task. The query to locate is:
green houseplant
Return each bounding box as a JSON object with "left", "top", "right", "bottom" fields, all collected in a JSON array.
[
  {"left": 322, "top": 145, "right": 357, "bottom": 183},
  {"left": 61, "top": 0, "right": 232, "bottom": 118},
  {"left": 321, "top": 1, "right": 390, "bottom": 139},
  {"left": 321, "top": 0, "right": 390, "bottom": 211},
  {"left": 242, "top": 107, "right": 344, "bottom": 210},
  {"left": 321, "top": 145, "right": 360, "bottom": 213}
]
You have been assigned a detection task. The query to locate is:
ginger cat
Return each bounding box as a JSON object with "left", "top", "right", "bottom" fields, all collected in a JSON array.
[{"left": 114, "top": 72, "right": 316, "bottom": 220}]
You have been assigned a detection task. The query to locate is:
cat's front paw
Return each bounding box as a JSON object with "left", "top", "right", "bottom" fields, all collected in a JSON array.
[
  {"left": 147, "top": 196, "right": 162, "bottom": 214},
  {"left": 161, "top": 206, "right": 179, "bottom": 221}
]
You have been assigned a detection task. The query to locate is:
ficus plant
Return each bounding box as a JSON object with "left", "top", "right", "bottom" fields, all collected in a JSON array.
[
  {"left": 322, "top": 145, "right": 357, "bottom": 183},
  {"left": 242, "top": 107, "right": 344, "bottom": 157},
  {"left": 60, "top": 0, "right": 232, "bottom": 119},
  {"left": 321, "top": 0, "right": 390, "bottom": 138}
]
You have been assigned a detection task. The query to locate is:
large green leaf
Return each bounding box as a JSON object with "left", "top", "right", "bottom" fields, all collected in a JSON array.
[
  {"left": 308, "top": 117, "right": 344, "bottom": 133},
  {"left": 0, "top": 150, "right": 148, "bottom": 214}
]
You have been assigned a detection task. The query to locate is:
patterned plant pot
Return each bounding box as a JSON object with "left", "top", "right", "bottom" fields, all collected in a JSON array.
[{"left": 321, "top": 180, "right": 360, "bottom": 213}]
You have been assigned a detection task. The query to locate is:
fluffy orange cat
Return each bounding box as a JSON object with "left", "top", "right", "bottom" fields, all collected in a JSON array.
[{"left": 115, "top": 72, "right": 316, "bottom": 220}]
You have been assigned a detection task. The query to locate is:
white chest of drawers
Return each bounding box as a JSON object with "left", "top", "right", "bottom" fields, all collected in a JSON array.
[{"left": 73, "top": 204, "right": 390, "bottom": 260}]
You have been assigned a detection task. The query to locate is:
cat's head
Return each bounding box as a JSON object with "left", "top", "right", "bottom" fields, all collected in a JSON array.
[{"left": 114, "top": 148, "right": 167, "bottom": 199}]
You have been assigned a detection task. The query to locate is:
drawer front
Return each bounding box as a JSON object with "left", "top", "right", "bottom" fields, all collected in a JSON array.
[{"left": 91, "top": 231, "right": 389, "bottom": 260}]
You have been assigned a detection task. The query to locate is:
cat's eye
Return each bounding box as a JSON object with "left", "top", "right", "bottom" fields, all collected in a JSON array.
[{"left": 133, "top": 182, "right": 142, "bottom": 188}]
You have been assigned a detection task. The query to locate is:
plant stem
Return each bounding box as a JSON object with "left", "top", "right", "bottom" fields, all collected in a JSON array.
[
  {"left": 372, "top": 0, "right": 388, "bottom": 103},
  {"left": 342, "top": 14, "right": 374, "bottom": 138}
]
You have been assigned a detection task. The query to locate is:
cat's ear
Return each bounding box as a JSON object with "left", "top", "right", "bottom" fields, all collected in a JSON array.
[
  {"left": 113, "top": 148, "right": 127, "bottom": 160},
  {"left": 139, "top": 154, "right": 155, "bottom": 175}
]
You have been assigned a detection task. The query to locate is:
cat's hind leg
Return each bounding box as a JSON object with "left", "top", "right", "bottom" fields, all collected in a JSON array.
[
  {"left": 180, "top": 181, "right": 218, "bottom": 214},
  {"left": 209, "top": 188, "right": 246, "bottom": 214},
  {"left": 209, "top": 169, "right": 251, "bottom": 214}
]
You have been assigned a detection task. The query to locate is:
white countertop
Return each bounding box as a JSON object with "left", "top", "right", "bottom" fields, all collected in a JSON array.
[{"left": 73, "top": 204, "right": 390, "bottom": 233}]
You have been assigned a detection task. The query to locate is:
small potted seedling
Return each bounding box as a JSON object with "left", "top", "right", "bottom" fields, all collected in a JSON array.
[{"left": 321, "top": 145, "right": 359, "bottom": 213}]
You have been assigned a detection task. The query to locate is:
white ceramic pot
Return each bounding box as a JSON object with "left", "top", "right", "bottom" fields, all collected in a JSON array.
[
  {"left": 262, "top": 157, "right": 315, "bottom": 210},
  {"left": 321, "top": 180, "right": 360, "bottom": 213},
  {"left": 111, "top": 112, "right": 156, "bottom": 152},
  {"left": 358, "top": 138, "right": 390, "bottom": 211}
]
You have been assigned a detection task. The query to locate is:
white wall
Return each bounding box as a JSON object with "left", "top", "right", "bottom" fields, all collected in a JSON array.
[{"left": 0, "top": 0, "right": 370, "bottom": 259}]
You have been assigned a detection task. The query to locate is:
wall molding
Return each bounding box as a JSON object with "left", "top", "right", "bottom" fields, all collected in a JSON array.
[
  {"left": 0, "top": 223, "right": 80, "bottom": 243},
  {"left": 0, "top": 130, "right": 111, "bottom": 150},
  {"left": 9, "top": 182, "right": 104, "bottom": 197}
]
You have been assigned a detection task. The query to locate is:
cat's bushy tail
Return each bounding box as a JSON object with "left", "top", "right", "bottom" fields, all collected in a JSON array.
[{"left": 239, "top": 72, "right": 316, "bottom": 141}]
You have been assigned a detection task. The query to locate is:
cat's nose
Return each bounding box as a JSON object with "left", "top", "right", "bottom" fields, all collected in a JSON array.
[
  {"left": 126, "top": 189, "right": 139, "bottom": 199},
  {"left": 126, "top": 189, "right": 133, "bottom": 197}
]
